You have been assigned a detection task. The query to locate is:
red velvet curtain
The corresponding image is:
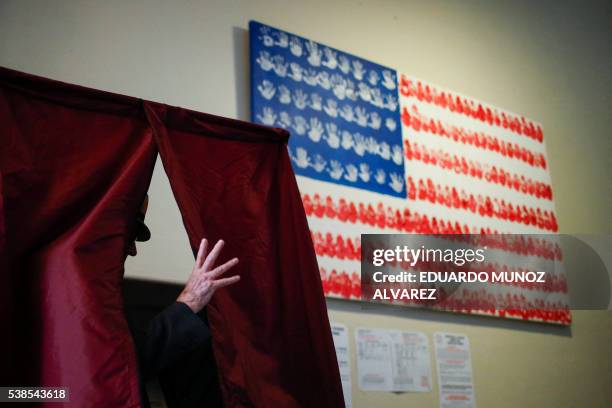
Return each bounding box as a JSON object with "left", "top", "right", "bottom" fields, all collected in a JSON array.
[
  {"left": 0, "top": 67, "right": 158, "bottom": 407},
  {"left": 0, "top": 67, "right": 343, "bottom": 407}
]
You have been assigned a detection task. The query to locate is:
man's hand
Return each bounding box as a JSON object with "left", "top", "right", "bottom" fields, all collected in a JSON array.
[{"left": 177, "top": 239, "right": 240, "bottom": 313}]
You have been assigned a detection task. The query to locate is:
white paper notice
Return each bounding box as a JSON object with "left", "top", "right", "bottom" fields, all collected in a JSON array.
[
  {"left": 331, "top": 323, "right": 352, "bottom": 408},
  {"left": 389, "top": 331, "right": 432, "bottom": 392},
  {"left": 434, "top": 332, "right": 476, "bottom": 408},
  {"left": 355, "top": 328, "right": 432, "bottom": 392}
]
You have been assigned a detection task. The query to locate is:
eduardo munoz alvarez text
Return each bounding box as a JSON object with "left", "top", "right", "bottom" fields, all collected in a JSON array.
[{"left": 368, "top": 246, "right": 546, "bottom": 301}]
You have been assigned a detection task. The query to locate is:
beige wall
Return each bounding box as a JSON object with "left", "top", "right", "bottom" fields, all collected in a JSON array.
[{"left": 1, "top": 1, "right": 610, "bottom": 407}]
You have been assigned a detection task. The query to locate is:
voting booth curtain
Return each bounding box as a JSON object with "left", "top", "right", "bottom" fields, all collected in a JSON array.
[{"left": 0, "top": 67, "right": 344, "bottom": 408}]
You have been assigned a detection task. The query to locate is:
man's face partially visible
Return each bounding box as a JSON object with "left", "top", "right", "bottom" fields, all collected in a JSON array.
[{"left": 128, "top": 194, "right": 149, "bottom": 257}]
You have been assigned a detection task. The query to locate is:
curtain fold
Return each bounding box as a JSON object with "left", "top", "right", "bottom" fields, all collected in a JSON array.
[{"left": 0, "top": 66, "right": 343, "bottom": 407}]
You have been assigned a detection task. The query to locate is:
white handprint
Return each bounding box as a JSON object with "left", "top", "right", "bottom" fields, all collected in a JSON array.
[
  {"left": 278, "top": 85, "right": 291, "bottom": 104},
  {"left": 375, "top": 169, "right": 386, "bottom": 184},
  {"left": 303, "top": 68, "right": 318, "bottom": 86},
  {"left": 369, "top": 112, "right": 382, "bottom": 130},
  {"left": 354, "top": 107, "right": 369, "bottom": 127},
  {"left": 292, "top": 89, "right": 308, "bottom": 110},
  {"left": 292, "top": 147, "right": 311, "bottom": 169},
  {"left": 317, "top": 71, "right": 331, "bottom": 90},
  {"left": 278, "top": 111, "right": 292, "bottom": 129},
  {"left": 257, "top": 80, "right": 276, "bottom": 100},
  {"left": 345, "top": 79, "right": 357, "bottom": 101},
  {"left": 323, "top": 99, "right": 338, "bottom": 118},
  {"left": 328, "top": 160, "right": 344, "bottom": 180},
  {"left": 311, "top": 154, "right": 327, "bottom": 172},
  {"left": 384, "top": 94, "right": 398, "bottom": 111},
  {"left": 259, "top": 26, "right": 274, "bottom": 47},
  {"left": 331, "top": 74, "right": 347, "bottom": 100},
  {"left": 370, "top": 88, "right": 384, "bottom": 108},
  {"left": 389, "top": 173, "right": 404, "bottom": 193},
  {"left": 381, "top": 70, "right": 396, "bottom": 90},
  {"left": 338, "top": 55, "right": 351, "bottom": 74},
  {"left": 306, "top": 40, "right": 322, "bottom": 66},
  {"left": 365, "top": 137, "right": 378, "bottom": 154},
  {"left": 352, "top": 60, "right": 365, "bottom": 80},
  {"left": 292, "top": 116, "right": 309, "bottom": 135},
  {"left": 308, "top": 118, "right": 325, "bottom": 142},
  {"left": 359, "top": 163, "right": 372, "bottom": 182},
  {"left": 324, "top": 123, "right": 340, "bottom": 148},
  {"left": 358, "top": 82, "right": 371, "bottom": 102},
  {"left": 275, "top": 31, "right": 289, "bottom": 48},
  {"left": 310, "top": 93, "right": 323, "bottom": 111},
  {"left": 288, "top": 62, "right": 303, "bottom": 82},
  {"left": 368, "top": 70, "right": 380, "bottom": 86},
  {"left": 322, "top": 47, "right": 338, "bottom": 69},
  {"left": 341, "top": 130, "right": 353, "bottom": 150},
  {"left": 272, "top": 55, "right": 288, "bottom": 77},
  {"left": 392, "top": 145, "right": 403, "bottom": 165},
  {"left": 289, "top": 36, "right": 303, "bottom": 57},
  {"left": 344, "top": 164, "right": 358, "bottom": 182},
  {"left": 378, "top": 142, "right": 391, "bottom": 160},
  {"left": 339, "top": 105, "right": 354, "bottom": 122},
  {"left": 385, "top": 117, "right": 397, "bottom": 132},
  {"left": 256, "top": 107, "right": 276, "bottom": 126},
  {"left": 352, "top": 133, "right": 366, "bottom": 156},
  {"left": 256, "top": 51, "right": 274, "bottom": 71}
]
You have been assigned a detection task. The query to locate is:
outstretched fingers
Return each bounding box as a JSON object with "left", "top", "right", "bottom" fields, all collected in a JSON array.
[
  {"left": 212, "top": 275, "right": 241, "bottom": 289},
  {"left": 202, "top": 239, "right": 225, "bottom": 271},
  {"left": 196, "top": 238, "right": 208, "bottom": 269},
  {"left": 208, "top": 258, "right": 239, "bottom": 279}
]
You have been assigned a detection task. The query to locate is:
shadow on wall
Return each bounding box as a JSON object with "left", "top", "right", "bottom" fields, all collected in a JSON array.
[
  {"left": 563, "top": 234, "right": 611, "bottom": 310},
  {"left": 233, "top": 26, "right": 250, "bottom": 121}
]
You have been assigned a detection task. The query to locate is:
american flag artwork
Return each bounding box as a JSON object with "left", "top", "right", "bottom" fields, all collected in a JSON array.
[{"left": 249, "top": 21, "right": 570, "bottom": 325}]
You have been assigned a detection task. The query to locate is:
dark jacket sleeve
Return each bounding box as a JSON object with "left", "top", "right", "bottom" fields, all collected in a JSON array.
[{"left": 138, "top": 301, "right": 212, "bottom": 381}]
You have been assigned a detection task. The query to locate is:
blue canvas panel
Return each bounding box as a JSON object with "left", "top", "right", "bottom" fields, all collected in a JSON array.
[{"left": 249, "top": 20, "right": 405, "bottom": 198}]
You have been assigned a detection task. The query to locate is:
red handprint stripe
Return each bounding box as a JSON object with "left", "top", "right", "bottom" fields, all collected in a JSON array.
[
  {"left": 303, "top": 193, "right": 562, "bottom": 259},
  {"left": 405, "top": 176, "right": 558, "bottom": 231},
  {"left": 319, "top": 267, "right": 362, "bottom": 299},
  {"left": 404, "top": 139, "right": 553, "bottom": 201},
  {"left": 401, "top": 105, "right": 547, "bottom": 169},
  {"left": 399, "top": 75, "right": 544, "bottom": 144}
]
